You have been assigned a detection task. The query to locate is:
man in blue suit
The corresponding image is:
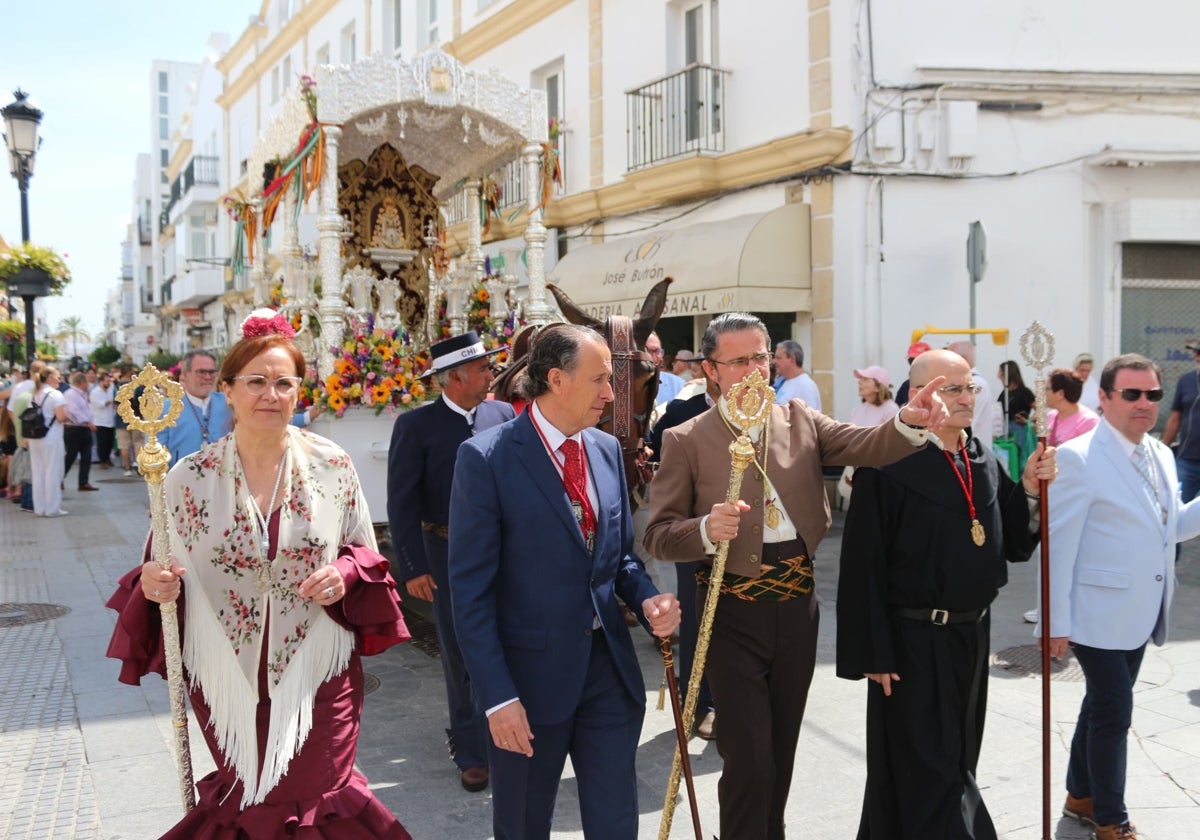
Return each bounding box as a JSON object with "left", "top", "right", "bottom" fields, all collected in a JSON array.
[
  {"left": 1046, "top": 353, "right": 1200, "bottom": 840},
  {"left": 449, "top": 323, "right": 680, "bottom": 840},
  {"left": 160, "top": 350, "right": 231, "bottom": 465},
  {"left": 387, "top": 330, "right": 512, "bottom": 792}
]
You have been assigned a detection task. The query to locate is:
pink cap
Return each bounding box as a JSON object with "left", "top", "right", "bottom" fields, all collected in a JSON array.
[{"left": 854, "top": 365, "right": 891, "bottom": 387}]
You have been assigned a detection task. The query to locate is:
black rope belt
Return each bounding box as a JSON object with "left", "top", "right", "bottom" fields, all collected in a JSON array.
[{"left": 894, "top": 606, "right": 988, "bottom": 626}]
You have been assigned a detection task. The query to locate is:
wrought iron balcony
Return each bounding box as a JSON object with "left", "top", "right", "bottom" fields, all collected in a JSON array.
[
  {"left": 164, "top": 155, "right": 221, "bottom": 217},
  {"left": 626, "top": 63, "right": 730, "bottom": 171}
]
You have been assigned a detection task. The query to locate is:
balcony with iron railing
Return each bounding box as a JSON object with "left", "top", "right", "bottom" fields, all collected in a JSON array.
[
  {"left": 164, "top": 155, "right": 221, "bottom": 221},
  {"left": 626, "top": 63, "right": 730, "bottom": 171}
]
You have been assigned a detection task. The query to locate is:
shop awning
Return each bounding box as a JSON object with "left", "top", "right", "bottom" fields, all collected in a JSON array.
[{"left": 547, "top": 203, "right": 811, "bottom": 320}]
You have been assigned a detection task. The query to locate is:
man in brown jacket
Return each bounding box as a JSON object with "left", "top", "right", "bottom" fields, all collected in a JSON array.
[{"left": 644, "top": 312, "right": 947, "bottom": 840}]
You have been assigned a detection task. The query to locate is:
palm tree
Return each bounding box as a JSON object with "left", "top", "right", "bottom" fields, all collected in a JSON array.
[{"left": 53, "top": 316, "right": 92, "bottom": 358}]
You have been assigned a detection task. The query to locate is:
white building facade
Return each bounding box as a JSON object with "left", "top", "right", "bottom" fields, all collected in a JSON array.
[
  {"left": 826, "top": 0, "right": 1200, "bottom": 423},
  {"left": 116, "top": 0, "right": 1200, "bottom": 424}
]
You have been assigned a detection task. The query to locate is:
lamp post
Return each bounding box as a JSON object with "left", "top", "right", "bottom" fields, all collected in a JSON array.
[{"left": 2, "top": 89, "right": 44, "bottom": 363}]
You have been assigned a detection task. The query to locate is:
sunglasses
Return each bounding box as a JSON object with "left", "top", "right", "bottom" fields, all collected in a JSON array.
[{"left": 1109, "top": 388, "right": 1164, "bottom": 403}]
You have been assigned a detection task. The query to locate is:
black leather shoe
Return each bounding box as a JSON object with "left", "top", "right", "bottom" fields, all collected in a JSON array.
[{"left": 461, "top": 766, "right": 489, "bottom": 792}]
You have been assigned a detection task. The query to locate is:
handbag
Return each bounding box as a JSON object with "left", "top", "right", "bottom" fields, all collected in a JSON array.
[{"left": 19, "top": 399, "right": 53, "bottom": 440}]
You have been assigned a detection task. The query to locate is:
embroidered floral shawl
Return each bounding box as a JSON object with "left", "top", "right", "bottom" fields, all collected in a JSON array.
[{"left": 167, "top": 426, "right": 373, "bottom": 806}]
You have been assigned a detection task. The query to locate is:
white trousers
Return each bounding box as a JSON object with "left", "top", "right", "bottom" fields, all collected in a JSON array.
[{"left": 28, "top": 434, "right": 65, "bottom": 515}]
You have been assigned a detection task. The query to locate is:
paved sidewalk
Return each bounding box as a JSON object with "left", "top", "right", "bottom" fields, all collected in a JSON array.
[{"left": 1, "top": 470, "right": 1198, "bottom": 838}]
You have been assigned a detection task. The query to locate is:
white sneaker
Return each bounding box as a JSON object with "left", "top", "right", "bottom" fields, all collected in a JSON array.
[
  {"left": 45, "top": 510, "right": 69, "bottom": 517},
  {"left": 123, "top": 470, "right": 134, "bottom": 477},
  {"left": 1023, "top": 608, "right": 1039, "bottom": 624}
]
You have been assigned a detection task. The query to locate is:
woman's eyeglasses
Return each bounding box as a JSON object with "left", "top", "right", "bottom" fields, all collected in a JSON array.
[
  {"left": 1109, "top": 388, "right": 1164, "bottom": 403},
  {"left": 230, "top": 375, "right": 303, "bottom": 396}
]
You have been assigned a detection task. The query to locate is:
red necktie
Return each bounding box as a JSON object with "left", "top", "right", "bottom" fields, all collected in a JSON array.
[{"left": 559, "top": 439, "right": 596, "bottom": 550}]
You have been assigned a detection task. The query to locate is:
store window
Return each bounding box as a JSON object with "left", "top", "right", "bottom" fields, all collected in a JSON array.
[{"left": 1120, "top": 242, "right": 1200, "bottom": 433}]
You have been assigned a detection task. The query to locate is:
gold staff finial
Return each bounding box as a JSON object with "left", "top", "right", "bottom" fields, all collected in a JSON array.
[{"left": 115, "top": 364, "right": 194, "bottom": 811}]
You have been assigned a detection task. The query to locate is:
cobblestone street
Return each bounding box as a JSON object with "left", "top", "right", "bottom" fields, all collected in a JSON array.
[{"left": 2, "top": 470, "right": 1198, "bottom": 838}]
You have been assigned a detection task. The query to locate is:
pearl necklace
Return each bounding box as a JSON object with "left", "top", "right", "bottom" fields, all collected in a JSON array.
[{"left": 237, "top": 437, "right": 289, "bottom": 593}]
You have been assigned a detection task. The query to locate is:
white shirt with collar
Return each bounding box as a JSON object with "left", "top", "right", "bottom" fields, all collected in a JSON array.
[
  {"left": 441, "top": 392, "right": 477, "bottom": 430},
  {"left": 186, "top": 391, "right": 212, "bottom": 414}
]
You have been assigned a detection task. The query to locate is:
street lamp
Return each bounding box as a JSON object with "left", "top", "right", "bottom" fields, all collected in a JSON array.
[{"left": 2, "top": 89, "right": 44, "bottom": 363}]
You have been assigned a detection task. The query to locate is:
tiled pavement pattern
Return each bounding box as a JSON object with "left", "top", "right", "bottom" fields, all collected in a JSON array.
[{"left": 1, "top": 469, "right": 1197, "bottom": 838}]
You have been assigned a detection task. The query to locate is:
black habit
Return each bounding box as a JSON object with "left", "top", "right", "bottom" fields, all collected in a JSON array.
[{"left": 836, "top": 437, "right": 1036, "bottom": 840}]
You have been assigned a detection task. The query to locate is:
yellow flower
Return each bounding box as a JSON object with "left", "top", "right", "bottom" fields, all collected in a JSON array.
[
  {"left": 378, "top": 344, "right": 394, "bottom": 361},
  {"left": 381, "top": 377, "right": 396, "bottom": 390},
  {"left": 372, "top": 384, "right": 390, "bottom": 403},
  {"left": 325, "top": 374, "right": 342, "bottom": 392},
  {"left": 348, "top": 383, "right": 363, "bottom": 399},
  {"left": 411, "top": 382, "right": 426, "bottom": 399},
  {"left": 328, "top": 393, "right": 346, "bottom": 412}
]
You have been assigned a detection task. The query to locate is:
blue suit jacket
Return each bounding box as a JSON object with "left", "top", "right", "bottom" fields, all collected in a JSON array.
[
  {"left": 160, "top": 393, "right": 231, "bottom": 466},
  {"left": 448, "top": 410, "right": 660, "bottom": 725},
  {"left": 1047, "top": 420, "right": 1200, "bottom": 648},
  {"left": 387, "top": 397, "right": 514, "bottom": 582}
]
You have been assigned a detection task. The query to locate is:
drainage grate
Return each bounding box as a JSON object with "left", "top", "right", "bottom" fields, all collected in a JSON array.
[
  {"left": 992, "top": 644, "right": 1085, "bottom": 682},
  {"left": 363, "top": 672, "right": 381, "bottom": 695},
  {"left": 404, "top": 609, "right": 442, "bottom": 659},
  {"left": 0, "top": 603, "right": 71, "bottom": 628}
]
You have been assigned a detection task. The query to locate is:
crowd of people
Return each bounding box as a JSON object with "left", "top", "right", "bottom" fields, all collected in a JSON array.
[
  {"left": 0, "top": 360, "right": 139, "bottom": 517},
  {"left": 27, "top": 307, "right": 1177, "bottom": 840}
]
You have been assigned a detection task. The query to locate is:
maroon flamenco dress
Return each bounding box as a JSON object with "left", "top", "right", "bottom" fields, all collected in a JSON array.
[{"left": 106, "top": 511, "right": 412, "bottom": 839}]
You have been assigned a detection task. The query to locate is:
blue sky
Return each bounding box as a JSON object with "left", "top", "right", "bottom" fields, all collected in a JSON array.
[{"left": 0, "top": 1, "right": 259, "bottom": 343}]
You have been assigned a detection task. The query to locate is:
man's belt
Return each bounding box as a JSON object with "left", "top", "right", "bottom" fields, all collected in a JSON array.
[
  {"left": 697, "top": 538, "right": 813, "bottom": 602},
  {"left": 421, "top": 521, "right": 449, "bottom": 539},
  {"left": 895, "top": 606, "right": 988, "bottom": 626}
]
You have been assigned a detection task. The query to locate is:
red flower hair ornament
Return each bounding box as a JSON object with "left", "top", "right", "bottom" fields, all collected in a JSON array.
[{"left": 240, "top": 307, "right": 296, "bottom": 339}]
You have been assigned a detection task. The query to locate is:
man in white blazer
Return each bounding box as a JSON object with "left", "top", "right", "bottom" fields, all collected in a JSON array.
[{"left": 1044, "top": 353, "right": 1200, "bottom": 840}]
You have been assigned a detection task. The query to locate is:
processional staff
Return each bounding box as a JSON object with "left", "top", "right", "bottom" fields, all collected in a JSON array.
[
  {"left": 116, "top": 364, "right": 194, "bottom": 811},
  {"left": 658, "top": 370, "right": 773, "bottom": 840},
  {"left": 1020, "top": 321, "right": 1055, "bottom": 840}
]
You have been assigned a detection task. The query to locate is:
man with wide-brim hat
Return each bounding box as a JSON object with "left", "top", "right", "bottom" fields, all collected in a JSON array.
[
  {"left": 418, "top": 330, "right": 507, "bottom": 380},
  {"left": 387, "top": 330, "right": 514, "bottom": 791}
]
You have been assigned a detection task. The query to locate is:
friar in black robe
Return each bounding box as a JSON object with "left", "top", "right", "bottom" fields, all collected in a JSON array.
[{"left": 836, "top": 349, "right": 1052, "bottom": 840}]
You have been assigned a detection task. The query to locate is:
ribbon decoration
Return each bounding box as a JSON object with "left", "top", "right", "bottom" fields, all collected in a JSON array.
[
  {"left": 480, "top": 176, "right": 502, "bottom": 238},
  {"left": 223, "top": 191, "right": 257, "bottom": 278},
  {"left": 226, "top": 76, "right": 326, "bottom": 277},
  {"left": 534, "top": 142, "right": 563, "bottom": 214}
]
